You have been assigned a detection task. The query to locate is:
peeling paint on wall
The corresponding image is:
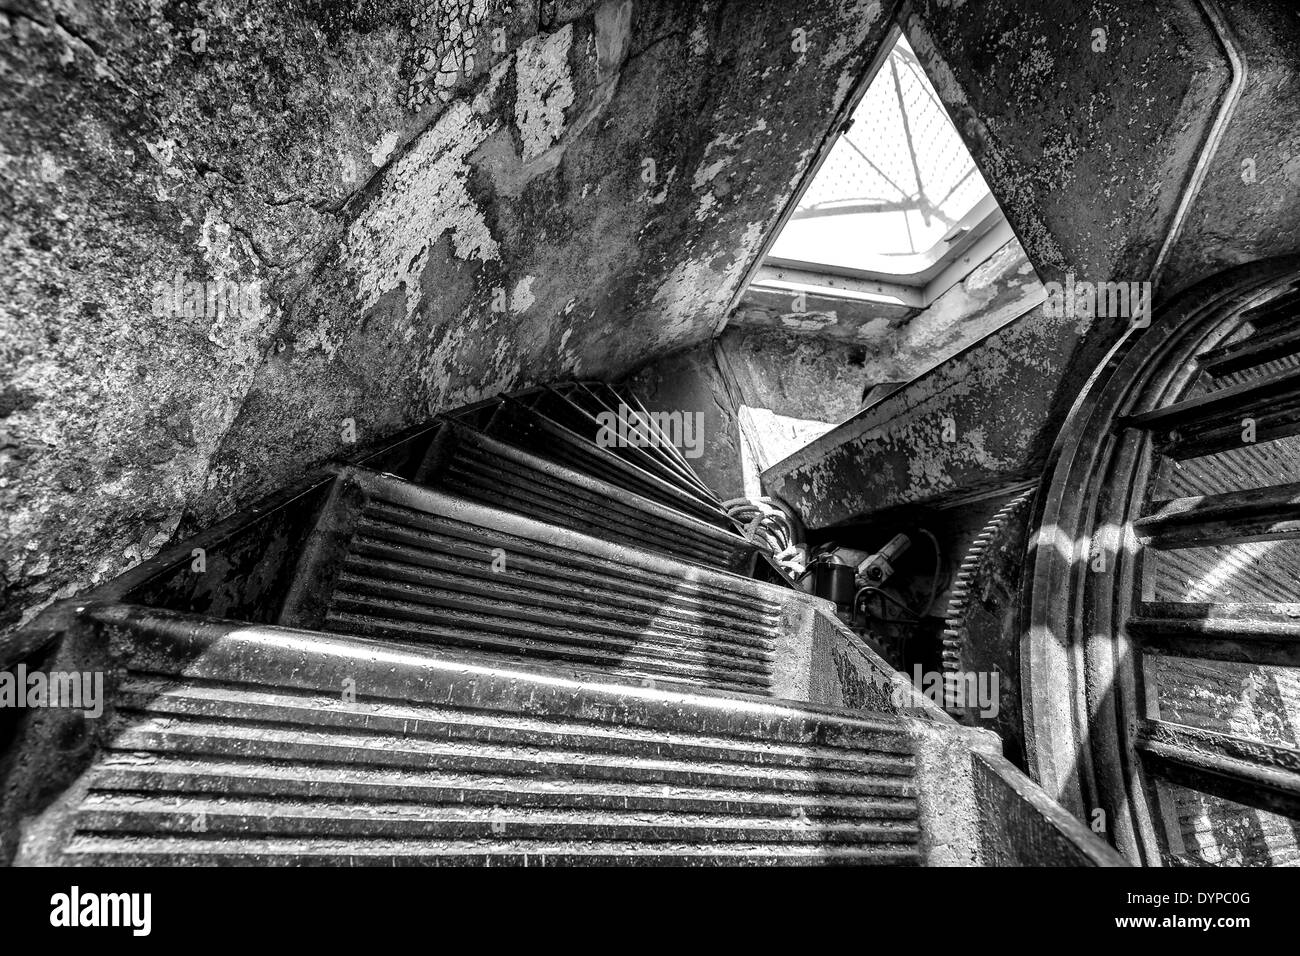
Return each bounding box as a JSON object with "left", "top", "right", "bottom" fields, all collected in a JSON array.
[
  {"left": 515, "top": 24, "right": 576, "bottom": 161},
  {"left": 370, "top": 131, "right": 400, "bottom": 167},
  {"left": 407, "top": 0, "right": 492, "bottom": 110},
  {"left": 821, "top": 0, "right": 885, "bottom": 70},
  {"left": 511, "top": 274, "right": 536, "bottom": 312},
  {"left": 764, "top": 302, "right": 1082, "bottom": 527},
  {"left": 344, "top": 61, "right": 510, "bottom": 318}
]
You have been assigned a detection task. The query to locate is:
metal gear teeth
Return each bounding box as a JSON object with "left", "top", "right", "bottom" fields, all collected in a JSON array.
[{"left": 940, "top": 490, "right": 1036, "bottom": 715}]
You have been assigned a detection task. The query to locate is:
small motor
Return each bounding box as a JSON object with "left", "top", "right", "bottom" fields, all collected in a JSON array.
[
  {"left": 800, "top": 547, "right": 858, "bottom": 612},
  {"left": 856, "top": 533, "right": 911, "bottom": 585}
]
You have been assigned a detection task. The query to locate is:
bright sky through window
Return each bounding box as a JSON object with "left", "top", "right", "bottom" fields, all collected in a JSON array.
[{"left": 768, "top": 34, "right": 992, "bottom": 277}]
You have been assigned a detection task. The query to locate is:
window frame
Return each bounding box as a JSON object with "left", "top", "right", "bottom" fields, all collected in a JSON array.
[{"left": 742, "top": 22, "right": 1021, "bottom": 313}]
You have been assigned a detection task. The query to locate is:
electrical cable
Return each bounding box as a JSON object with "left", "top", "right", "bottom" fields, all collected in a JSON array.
[
  {"left": 723, "top": 497, "right": 802, "bottom": 574},
  {"left": 916, "top": 528, "right": 943, "bottom": 619}
]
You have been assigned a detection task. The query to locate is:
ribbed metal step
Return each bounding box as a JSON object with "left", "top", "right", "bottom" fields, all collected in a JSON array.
[
  {"left": 1238, "top": 286, "right": 1300, "bottom": 329},
  {"left": 1134, "top": 480, "right": 1300, "bottom": 548},
  {"left": 1199, "top": 327, "right": 1300, "bottom": 379},
  {"left": 531, "top": 385, "right": 719, "bottom": 502},
  {"left": 421, "top": 420, "right": 753, "bottom": 572},
  {"left": 75, "top": 796, "right": 915, "bottom": 842},
  {"left": 481, "top": 397, "right": 733, "bottom": 527},
  {"left": 60, "top": 835, "right": 918, "bottom": 866},
  {"left": 280, "top": 468, "right": 787, "bottom": 695},
  {"left": 34, "top": 608, "right": 921, "bottom": 867}
]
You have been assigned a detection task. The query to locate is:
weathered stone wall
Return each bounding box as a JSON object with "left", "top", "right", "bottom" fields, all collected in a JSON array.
[
  {"left": 903, "top": 0, "right": 1299, "bottom": 299},
  {"left": 905, "top": 0, "right": 1214, "bottom": 287},
  {"left": 1, "top": 0, "right": 897, "bottom": 633}
]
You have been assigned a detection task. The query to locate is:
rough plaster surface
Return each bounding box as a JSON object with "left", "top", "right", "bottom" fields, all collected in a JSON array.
[
  {"left": 903, "top": 0, "right": 1215, "bottom": 286},
  {"left": 722, "top": 327, "right": 871, "bottom": 425},
  {"left": 1, "top": 0, "right": 893, "bottom": 634}
]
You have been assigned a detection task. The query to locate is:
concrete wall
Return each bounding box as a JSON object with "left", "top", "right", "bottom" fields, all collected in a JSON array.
[
  {"left": 1, "top": 0, "right": 897, "bottom": 633},
  {"left": 722, "top": 328, "right": 869, "bottom": 426},
  {"left": 904, "top": 0, "right": 1211, "bottom": 287}
]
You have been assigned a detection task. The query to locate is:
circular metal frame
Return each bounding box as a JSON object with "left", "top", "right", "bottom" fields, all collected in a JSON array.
[{"left": 1022, "top": 256, "right": 1300, "bottom": 864}]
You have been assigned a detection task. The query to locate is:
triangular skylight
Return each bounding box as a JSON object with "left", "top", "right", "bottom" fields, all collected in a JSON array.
[{"left": 768, "top": 35, "right": 994, "bottom": 278}]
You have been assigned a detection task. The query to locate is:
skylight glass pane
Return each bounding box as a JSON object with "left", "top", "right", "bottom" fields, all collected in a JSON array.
[{"left": 768, "top": 35, "right": 992, "bottom": 276}]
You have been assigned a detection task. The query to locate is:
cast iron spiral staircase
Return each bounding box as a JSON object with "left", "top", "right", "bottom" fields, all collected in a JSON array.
[{"left": 0, "top": 382, "right": 1117, "bottom": 866}]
